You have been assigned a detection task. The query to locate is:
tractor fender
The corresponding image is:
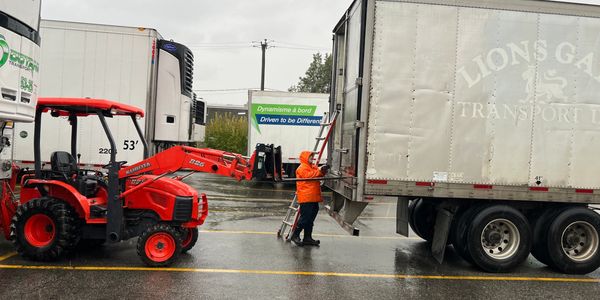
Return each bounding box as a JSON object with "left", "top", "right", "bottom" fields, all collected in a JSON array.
[{"left": 22, "top": 179, "right": 91, "bottom": 220}]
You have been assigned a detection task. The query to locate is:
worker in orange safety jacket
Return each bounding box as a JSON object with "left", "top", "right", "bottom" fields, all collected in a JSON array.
[{"left": 290, "top": 150, "right": 329, "bottom": 246}]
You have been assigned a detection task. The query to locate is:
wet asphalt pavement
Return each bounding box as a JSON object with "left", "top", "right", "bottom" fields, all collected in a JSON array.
[{"left": 1, "top": 173, "right": 600, "bottom": 299}]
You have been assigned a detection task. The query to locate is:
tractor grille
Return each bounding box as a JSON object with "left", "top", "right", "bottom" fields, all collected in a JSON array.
[{"left": 173, "top": 196, "right": 193, "bottom": 221}]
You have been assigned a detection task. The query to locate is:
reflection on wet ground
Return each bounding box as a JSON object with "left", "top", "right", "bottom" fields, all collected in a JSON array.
[{"left": 0, "top": 173, "right": 599, "bottom": 299}]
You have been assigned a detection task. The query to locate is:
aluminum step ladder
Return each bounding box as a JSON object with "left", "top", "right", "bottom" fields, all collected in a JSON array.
[{"left": 277, "top": 110, "right": 338, "bottom": 241}]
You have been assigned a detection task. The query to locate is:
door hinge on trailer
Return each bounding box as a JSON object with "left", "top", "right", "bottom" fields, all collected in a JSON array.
[
  {"left": 335, "top": 148, "right": 349, "bottom": 154},
  {"left": 354, "top": 121, "right": 364, "bottom": 128},
  {"left": 355, "top": 77, "right": 363, "bottom": 86}
]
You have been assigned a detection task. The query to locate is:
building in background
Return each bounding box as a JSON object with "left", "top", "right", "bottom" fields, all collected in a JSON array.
[{"left": 206, "top": 104, "right": 247, "bottom": 124}]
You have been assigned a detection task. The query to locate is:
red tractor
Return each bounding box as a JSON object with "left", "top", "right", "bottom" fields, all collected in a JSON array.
[{"left": 0, "top": 97, "right": 281, "bottom": 266}]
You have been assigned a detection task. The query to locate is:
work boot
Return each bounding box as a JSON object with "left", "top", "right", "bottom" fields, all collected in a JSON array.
[
  {"left": 303, "top": 237, "right": 320, "bottom": 246},
  {"left": 303, "top": 230, "right": 320, "bottom": 246},
  {"left": 290, "top": 229, "right": 303, "bottom": 247}
]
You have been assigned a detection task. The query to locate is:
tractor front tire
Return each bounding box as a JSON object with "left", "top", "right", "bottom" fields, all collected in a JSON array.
[
  {"left": 10, "top": 197, "right": 78, "bottom": 261},
  {"left": 179, "top": 227, "right": 199, "bottom": 253},
  {"left": 137, "top": 224, "right": 182, "bottom": 267}
]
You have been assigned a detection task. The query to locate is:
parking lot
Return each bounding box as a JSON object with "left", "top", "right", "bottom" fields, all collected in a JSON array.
[{"left": 1, "top": 173, "right": 600, "bottom": 299}]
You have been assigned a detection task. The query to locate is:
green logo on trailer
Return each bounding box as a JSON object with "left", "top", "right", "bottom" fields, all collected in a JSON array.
[{"left": 0, "top": 35, "right": 9, "bottom": 68}]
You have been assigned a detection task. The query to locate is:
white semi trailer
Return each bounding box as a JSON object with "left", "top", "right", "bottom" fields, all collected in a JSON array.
[
  {"left": 326, "top": 0, "right": 600, "bottom": 274},
  {"left": 0, "top": 0, "right": 41, "bottom": 178},
  {"left": 13, "top": 20, "right": 205, "bottom": 167},
  {"left": 248, "top": 90, "right": 328, "bottom": 177}
]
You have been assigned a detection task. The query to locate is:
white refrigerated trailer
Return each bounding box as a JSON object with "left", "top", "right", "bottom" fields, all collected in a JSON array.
[
  {"left": 0, "top": 0, "right": 41, "bottom": 178},
  {"left": 326, "top": 0, "right": 600, "bottom": 274},
  {"left": 13, "top": 20, "right": 206, "bottom": 167},
  {"left": 248, "top": 90, "right": 328, "bottom": 176}
]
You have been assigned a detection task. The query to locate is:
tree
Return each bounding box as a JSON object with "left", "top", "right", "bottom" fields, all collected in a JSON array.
[
  {"left": 205, "top": 112, "right": 248, "bottom": 155},
  {"left": 289, "top": 53, "right": 332, "bottom": 93}
]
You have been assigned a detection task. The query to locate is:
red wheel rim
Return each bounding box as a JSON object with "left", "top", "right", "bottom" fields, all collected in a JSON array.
[
  {"left": 24, "top": 214, "right": 55, "bottom": 247},
  {"left": 145, "top": 233, "right": 176, "bottom": 262},
  {"left": 182, "top": 229, "right": 193, "bottom": 247}
]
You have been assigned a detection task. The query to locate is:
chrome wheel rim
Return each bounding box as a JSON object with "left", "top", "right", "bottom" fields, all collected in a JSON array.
[
  {"left": 480, "top": 218, "right": 520, "bottom": 260},
  {"left": 561, "top": 221, "right": 599, "bottom": 262}
]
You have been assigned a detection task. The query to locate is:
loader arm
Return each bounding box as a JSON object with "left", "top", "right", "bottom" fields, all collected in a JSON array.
[{"left": 119, "top": 145, "right": 255, "bottom": 181}]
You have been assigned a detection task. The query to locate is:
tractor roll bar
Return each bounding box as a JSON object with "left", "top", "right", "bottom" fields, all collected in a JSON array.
[
  {"left": 130, "top": 114, "right": 148, "bottom": 159},
  {"left": 33, "top": 107, "right": 43, "bottom": 179},
  {"left": 69, "top": 113, "right": 77, "bottom": 159}
]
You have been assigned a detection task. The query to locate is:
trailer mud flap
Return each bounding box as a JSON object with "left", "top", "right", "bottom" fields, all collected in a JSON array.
[
  {"left": 431, "top": 208, "right": 453, "bottom": 264},
  {"left": 396, "top": 197, "right": 409, "bottom": 237}
]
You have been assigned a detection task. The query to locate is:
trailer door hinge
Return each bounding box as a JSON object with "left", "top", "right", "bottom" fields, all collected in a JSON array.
[
  {"left": 355, "top": 77, "right": 363, "bottom": 86},
  {"left": 354, "top": 121, "right": 364, "bottom": 128},
  {"left": 335, "top": 148, "right": 349, "bottom": 154}
]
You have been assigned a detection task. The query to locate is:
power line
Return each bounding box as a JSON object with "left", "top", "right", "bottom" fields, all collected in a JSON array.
[
  {"left": 193, "top": 87, "right": 283, "bottom": 93},
  {"left": 272, "top": 40, "right": 329, "bottom": 49}
]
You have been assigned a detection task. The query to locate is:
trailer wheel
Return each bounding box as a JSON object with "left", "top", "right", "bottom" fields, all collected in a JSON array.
[
  {"left": 531, "top": 206, "right": 567, "bottom": 267},
  {"left": 545, "top": 207, "right": 600, "bottom": 274},
  {"left": 179, "top": 227, "right": 199, "bottom": 253},
  {"left": 137, "top": 224, "right": 182, "bottom": 267},
  {"left": 466, "top": 205, "right": 531, "bottom": 272},
  {"left": 408, "top": 199, "right": 420, "bottom": 238},
  {"left": 9, "top": 197, "right": 78, "bottom": 261},
  {"left": 410, "top": 199, "right": 436, "bottom": 242},
  {"left": 451, "top": 205, "right": 485, "bottom": 264}
]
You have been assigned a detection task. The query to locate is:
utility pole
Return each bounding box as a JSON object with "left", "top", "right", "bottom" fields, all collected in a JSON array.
[
  {"left": 261, "top": 39, "right": 267, "bottom": 91},
  {"left": 254, "top": 39, "right": 272, "bottom": 91}
]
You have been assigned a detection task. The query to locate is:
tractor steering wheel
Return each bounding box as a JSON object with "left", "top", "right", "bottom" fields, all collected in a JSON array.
[{"left": 102, "top": 161, "right": 128, "bottom": 169}]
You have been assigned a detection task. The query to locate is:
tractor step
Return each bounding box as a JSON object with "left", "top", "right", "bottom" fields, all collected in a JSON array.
[{"left": 90, "top": 204, "right": 107, "bottom": 218}]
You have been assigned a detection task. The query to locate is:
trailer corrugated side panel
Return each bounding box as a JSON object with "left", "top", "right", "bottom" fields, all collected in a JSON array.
[{"left": 365, "top": 0, "right": 600, "bottom": 190}]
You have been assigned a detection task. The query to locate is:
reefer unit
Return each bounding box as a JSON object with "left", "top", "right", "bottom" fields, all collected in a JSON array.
[{"left": 13, "top": 20, "right": 204, "bottom": 166}]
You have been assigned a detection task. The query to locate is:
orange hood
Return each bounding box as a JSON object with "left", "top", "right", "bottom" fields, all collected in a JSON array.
[{"left": 299, "top": 151, "right": 313, "bottom": 165}]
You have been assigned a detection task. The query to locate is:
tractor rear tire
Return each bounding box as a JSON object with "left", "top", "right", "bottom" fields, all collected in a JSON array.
[
  {"left": 10, "top": 197, "right": 78, "bottom": 261},
  {"left": 180, "top": 227, "right": 199, "bottom": 253},
  {"left": 137, "top": 224, "right": 182, "bottom": 267}
]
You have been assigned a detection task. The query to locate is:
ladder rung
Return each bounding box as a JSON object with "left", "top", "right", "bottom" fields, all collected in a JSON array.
[
  {"left": 288, "top": 206, "right": 298, "bottom": 210},
  {"left": 315, "top": 137, "right": 326, "bottom": 140},
  {"left": 283, "top": 221, "right": 294, "bottom": 226},
  {"left": 320, "top": 122, "right": 332, "bottom": 126}
]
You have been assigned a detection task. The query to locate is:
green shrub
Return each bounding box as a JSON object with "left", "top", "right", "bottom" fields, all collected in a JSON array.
[{"left": 205, "top": 112, "right": 248, "bottom": 155}]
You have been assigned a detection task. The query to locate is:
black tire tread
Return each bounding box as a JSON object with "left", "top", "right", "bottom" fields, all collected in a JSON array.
[
  {"left": 466, "top": 205, "right": 532, "bottom": 273},
  {"left": 9, "top": 197, "right": 79, "bottom": 261},
  {"left": 136, "top": 224, "right": 183, "bottom": 267},
  {"left": 546, "top": 207, "right": 600, "bottom": 274},
  {"left": 180, "top": 227, "right": 199, "bottom": 253}
]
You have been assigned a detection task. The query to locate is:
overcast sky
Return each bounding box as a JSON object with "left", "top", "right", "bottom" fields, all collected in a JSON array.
[
  {"left": 40, "top": 0, "right": 354, "bottom": 106},
  {"left": 39, "top": 0, "right": 600, "bottom": 107}
]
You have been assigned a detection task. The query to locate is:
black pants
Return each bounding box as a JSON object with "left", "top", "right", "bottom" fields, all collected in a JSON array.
[{"left": 296, "top": 202, "right": 319, "bottom": 238}]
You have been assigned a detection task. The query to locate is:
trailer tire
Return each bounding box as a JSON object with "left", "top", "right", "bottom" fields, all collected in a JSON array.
[
  {"left": 410, "top": 199, "right": 435, "bottom": 242},
  {"left": 408, "top": 199, "right": 420, "bottom": 238},
  {"left": 466, "top": 205, "right": 532, "bottom": 273},
  {"left": 451, "top": 204, "right": 485, "bottom": 264},
  {"left": 531, "top": 206, "right": 567, "bottom": 267},
  {"left": 546, "top": 207, "right": 600, "bottom": 274},
  {"left": 9, "top": 197, "right": 79, "bottom": 261}
]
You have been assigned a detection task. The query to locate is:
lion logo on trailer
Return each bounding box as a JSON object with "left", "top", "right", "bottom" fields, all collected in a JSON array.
[{"left": 521, "top": 66, "right": 568, "bottom": 104}]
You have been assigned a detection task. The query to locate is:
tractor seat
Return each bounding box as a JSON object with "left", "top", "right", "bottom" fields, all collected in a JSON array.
[{"left": 50, "top": 151, "right": 99, "bottom": 197}]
